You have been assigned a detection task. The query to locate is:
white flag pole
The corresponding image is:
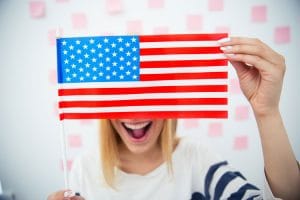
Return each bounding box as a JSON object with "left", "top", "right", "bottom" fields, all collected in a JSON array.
[{"left": 56, "top": 27, "right": 70, "bottom": 189}]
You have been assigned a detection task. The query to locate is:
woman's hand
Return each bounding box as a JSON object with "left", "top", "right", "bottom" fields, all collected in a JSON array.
[
  {"left": 219, "top": 37, "right": 286, "bottom": 117},
  {"left": 47, "top": 190, "right": 85, "bottom": 200}
]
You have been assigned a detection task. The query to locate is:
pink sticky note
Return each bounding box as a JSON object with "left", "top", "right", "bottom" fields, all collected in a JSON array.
[
  {"left": 208, "top": 122, "right": 223, "bottom": 137},
  {"left": 72, "top": 13, "right": 87, "bottom": 29},
  {"left": 229, "top": 78, "right": 242, "bottom": 94},
  {"left": 153, "top": 26, "right": 169, "bottom": 34},
  {"left": 48, "top": 68, "right": 57, "bottom": 85},
  {"left": 182, "top": 119, "right": 200, "bottom": 129},
  {"left": 68, "top": 134, "right": 82, "bottom": 148},
  {"left": 274, "top": 26, "right": 290, "bottom": 44},
  {"left": 233, "top": 135, "right": 248, "bottom": 150},
  {"left": 106, "top": 0, "right": 123, "bottom": 14},
  {"left": 208, "top": 0, "right": 224, "bottom": 11},
  {"left": 186, "top": 14, "right": 202, "bottom": 31},
  {"left": 60, "top": 159, "right": 73, "bottom": 171},
  {"left": 251, "top": 5, "right": 267, "bottom": 22},
  {"left": 148, "top": 0, "right": 164, "bottom": 9},
  {"left": 126, "top": 20, "right": 143, "bottom": 34},
  {"left": 235, "top": 105, "right": 250, "bottom": 121},
  {"left": 29, "top": 1, "right": 46, "bottom": 18},
  {"left": 215, "top": 26, "right": 230, "bottom": 34},
  {"left": 48, "top": 28, "right": 63, "bottom": 46}
]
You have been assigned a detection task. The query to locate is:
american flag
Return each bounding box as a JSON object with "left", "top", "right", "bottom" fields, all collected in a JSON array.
[{"left": 56, "top": 33, "right": 228, "bottom": 120}]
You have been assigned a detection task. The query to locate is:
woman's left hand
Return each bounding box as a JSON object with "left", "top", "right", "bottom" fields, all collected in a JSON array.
[{"left": 219, "top": 37, "right": 286, "bottom": 117}]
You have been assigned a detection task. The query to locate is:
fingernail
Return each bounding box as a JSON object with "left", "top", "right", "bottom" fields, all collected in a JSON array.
[
  {"left": 225, "top": 53, "right": 235, "bottom": 57},
  {"left": 245, "top": 62, "right": 254, "bottom": 67},
  {"left": 64, "top": 190, "right": 75, "bottom": 197},
  {"left": 218, "top": 37, "right": 231, "bottom": 43},
  {"left": 220, "top": 46, "right": 232, "bottom": 51}
]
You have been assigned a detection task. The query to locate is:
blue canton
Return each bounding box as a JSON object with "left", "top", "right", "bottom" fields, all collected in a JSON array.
[{"left": 57, "top": 36, "right": 140, "bottom": 83}]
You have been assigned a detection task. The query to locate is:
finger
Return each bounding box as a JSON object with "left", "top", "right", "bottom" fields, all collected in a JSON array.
[
  {"left": 220, "top": 44, "right": 281, "bottom": 65},
  {"left": 218, "top": 37, "right": 264, "bottom": 46},
  {"left": 225, "top": 53, "right": 273, "bottom": 72}
]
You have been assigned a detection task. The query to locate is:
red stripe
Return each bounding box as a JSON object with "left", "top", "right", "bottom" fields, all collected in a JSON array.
[
  {"left": 140, "top": 59, "right": 228, "bottom": 68},
  {"left": 59, "top": 98, "right": 227, "bottom": 108},
  {"left": 58, "top": 85, "right": 227, "bottom": 96},
  {"left": 60, "top": 111, "right": 228, "bottom": 120},
  {"left": 139, "top": 33, "right": 228, "bottom": 42},
  {"left": 140, "top": 47, "right": 223, "bottom": 55},
  {"left": 141, "top": 72, "right": 227, "bottom": 81}
]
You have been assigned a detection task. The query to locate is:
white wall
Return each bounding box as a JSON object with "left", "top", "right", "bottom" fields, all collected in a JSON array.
[{"left": 0, "top": 0, "right": 299, "bottom": 199}]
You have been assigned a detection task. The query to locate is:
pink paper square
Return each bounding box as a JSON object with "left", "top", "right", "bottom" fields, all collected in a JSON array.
[
  {"left": 148, "top": 0, "right": 164, "bottom": 9},
  {"left": 68, "top": 134, "right": 82, "bottom": 148},
  {"left": 251, "top": 5, "right": 267, "bottom": 22},
  {"left": 72, "top": 13, "right": 87, "bottom": 29},
  {"left": 48, "top": 68, "right": 57, "bottom": 85},
  {"left": 126, "top": 20, "right": 143, "bottom": 34},
  {"left": 48, "top": 28, "right": 63, "bottom": 46},
  {"left": 235, "top": 105, "right": 250, "bottom": 121},
  {"left": 153, "top": 26, "right": 169, "bottom": 34},
  {"left": 60, "top": 159, "right": 73, "bottom": 171},
  {"left": 208, "top": 0, "right": 224, "bottom": 11},
  {"left": 229, "top": 78, "right": 242, "bottom": 94},
  {"left": 274, "top": 26, "right": 290, "bottom": 44},
  {"left": 208, "top": 122, "right": 223, "bottom": 137},
  {"left": 186, "top": 14, "right": 202, "bottom": 31},
  {"left": 182, "top": 119, "right": 200, "bottom": 129},
  {"left": 29, "top": 1, "right": 46, "bottom": 18},
  {"left": 233, "top": 135, "right": 248, "bottom": 150},
  {"left": 215, "top": 26, "right": 230, "bottom": 34},
  {"left": 106, "top": 0, "right": 123, "bottom": 14}
]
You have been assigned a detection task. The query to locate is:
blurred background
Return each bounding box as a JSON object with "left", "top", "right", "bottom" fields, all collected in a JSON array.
[{"left": 0, "top": 0, "right": 299, "bottom": 199}]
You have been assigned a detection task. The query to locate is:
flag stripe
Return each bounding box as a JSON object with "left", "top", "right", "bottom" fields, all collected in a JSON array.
[
  {"left": 58, "top": 85, "right": 227, "bottom": 96},
  {"left": 59, "top": 92, "right": 228, "bottom": 101},
  {"left": 60, "top": 111, "right": 228, "bottom": 120},
  {"left": 61, "top": 105, "right": 228, "bottom": 113},
  {"left": 59, "top": 98, "right": 228, "bottom": 108},
  {"left": 140, "top": 47, "right": 223, "bottom": 55},
  {"left": 140, "top": 59, "right": 228, "bottom": 68},
  {"left": 140, "top": 41, "right": 220, "bottom": 48},
  {"left": 140, "top": 72, "right": 227, "bottom": 81},
  {"left": 140, "top": 66, "right": 227, "bottom": 74},
  {"left": 140, "top": 54, "right": 226, "bottom": 61},
  {"left": 139, "top": 33, "right": 227, "bottom": 42}
]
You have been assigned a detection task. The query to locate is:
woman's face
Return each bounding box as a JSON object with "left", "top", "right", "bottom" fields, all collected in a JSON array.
[{"left": 110, "top": 119, "right": 164, "bottom": 155}]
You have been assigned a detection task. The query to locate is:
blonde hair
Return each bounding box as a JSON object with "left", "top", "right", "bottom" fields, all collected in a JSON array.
[{"left": 99, "top": 119, "right": 178, "bottom": 188}]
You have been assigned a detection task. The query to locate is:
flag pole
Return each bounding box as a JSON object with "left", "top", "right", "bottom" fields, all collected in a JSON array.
[{"left": 56, "top": 27, "right": 70, "bottom": 190}]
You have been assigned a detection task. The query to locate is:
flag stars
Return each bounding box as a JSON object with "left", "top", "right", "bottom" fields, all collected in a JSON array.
[
  {"left": 72, "top": 73, "right": 77, "bottom": 78},
  {"left": 92, "top": 58, "right": 97, "bottom": 62},
  {"left": 112, "top": 71, "right": 117, "bottom": 76},
  {"left": 98, "top": 53, "right": 103, "bottom": 58},
  {"left": 92, "top": 76, "right": 97, "bottom": 80},
  {"left": 75, "top": 40, "right": 81, "bottom": 45},
  {"left": 79, "top": 67, "right": 84, "bottom": 72},
  {"left": 125, "top": 42, "right": 130, "bottom": 47},
  {"left": 63, "top": 50, "right": 68, "bottom": 55},
  {"left": 65, "top": 68, "right": 70, "bottom": 73},
  {"left": 99, "top": 62, "right": 104, "bottom": 67},
  {"left": 105, "top": 48, "right": 110, "bottom": 53},
  {"left": 106, "top": 66, "right": 111, "bottom": 71},
  {"left": 71, "top": 64, "right": 76, "bottom": 68},
  {"left": 97, "top": 43, "right": 102, "bottom": 48},
  {"left": 78, "top": 58, "right": 83, "bottom": 63},
  {"left": 85, "top": 72, "right": 90, "bottom": 77},
  {"left": 106, "top": 57, "right": 110, "bottom": 62},
  {"left": 111, "top": 43, "right": 116, "bottom": 48},
  {"left": 77, "top": 49, "right": 81, "bottom": 54},
  {"left": 119, "top": 66, "right": 124, "bottom": 70},
  {"left": 112, "top": 52, "right": 117, "bottom": 57},
  {"left": 69, "top": 45, "right": 74, "bottom": 50},
  {"left": 119, "top": 56, "right": 124, "bottom": 61},
  {"left": 89, "top": 39, "right": 95, "bottom": 44},
  {"left": 126, "top": 70, "right": 131, "bottom": 75},
  {"left": 66, "top": 77, "right": 71, "bottom": 81},
  {"left": 132, "top": 75, "right": 138, "bottom": 79},
  {"left": 84, "top": 53, "right": 89, "bottom": 58},
  {"left": 79, "top": 76, "right": 84, "bottom": 81},
  {"left": 119, "top": 74, "right": 124, "bottom": 79},
  {"left": 83, "top": 44, "right": 88, "bottom": 49},
  {"left": 132, "top": 56, "right": 137, "bottom": 61},
  {"left": 126, "top": 51, "right": 131, "bottom": 56},
  {"left": 112, "top": 62, "right": 117, "bottom": 67},
  {"left": 64, "top": 59, "right": 69, "bottom": 64},
  {"left": 99, "top": 72, "right": 104, "bottom": 76},
  {"left": 132, "top": 47, "right": 137, "bottom": 52},
  {"left": 92, "top": 67, "right": 97, "bottom": 71},
  {"left": 119, "top": 47, "right": 124, "bottom": 52},
  {"left": 90, "top": 48, "right": 96, "bottom": 53},
  {"left": 132, "top": 65, "right": 137, "bottom": 70},
  {"left": 70, "top": 54, "right": 75, "bottom": 59},
  {"left": 117, "top": 37, "right": 123, "bottom": 43},
  {"left": 85, "top": 63, "right": 90, "bottom": 68},
  {"left": 62, "top": 40, "right": 67, "bottom": 45},
  {"left": 104, "top": 38, "right": 109, "bottom": 43},
  {"left": 126, "top": 61, "right": 131, "bottom": 66},
  {"left": 131, "top": 37, "right": 137, "bottom": 42},
  {"left": 106, "top": 75, "right": 110, "bottom": 80}
]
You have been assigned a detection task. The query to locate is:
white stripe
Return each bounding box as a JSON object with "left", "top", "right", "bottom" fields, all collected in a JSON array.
[
  {"left": 140, "top": 66, "right": 227, "bottom": 74},
  {"left": 60, "top": 105, "right": 228, "bottom": 113},
  {"left": 59, "top": 92, "right": 227, "bottom": 101},
  {"left": 58, "top": 79, "right": 228, "bottom": 89},
  {"left": 140, "top": 54, "right": 226, "bottom": 61},
  {"left": 140, "top": 41, "right": 220, "bottom": 48}
]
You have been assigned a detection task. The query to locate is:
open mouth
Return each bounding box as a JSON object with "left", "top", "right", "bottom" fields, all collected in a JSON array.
[{"left": 122, "top": 121, "right": 152, "bottom": 140}]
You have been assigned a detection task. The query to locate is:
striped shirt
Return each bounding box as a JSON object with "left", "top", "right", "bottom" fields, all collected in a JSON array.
[{"left": 69, "top": 136, "right": 277, "bottom": 200}]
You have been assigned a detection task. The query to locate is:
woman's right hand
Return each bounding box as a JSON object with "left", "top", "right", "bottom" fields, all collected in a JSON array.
[{"left": 47, "top": 190, "right": 85, "bottom": 200}]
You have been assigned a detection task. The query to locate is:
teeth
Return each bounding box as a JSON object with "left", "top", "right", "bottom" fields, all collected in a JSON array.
[{"left": 123, "top": 121, "right": 151, "bottom": 130}]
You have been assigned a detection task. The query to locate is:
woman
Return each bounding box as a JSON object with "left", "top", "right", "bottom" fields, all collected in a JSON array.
[{"left": 48, "top": 37, "right": 300, "bottom": 200}]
